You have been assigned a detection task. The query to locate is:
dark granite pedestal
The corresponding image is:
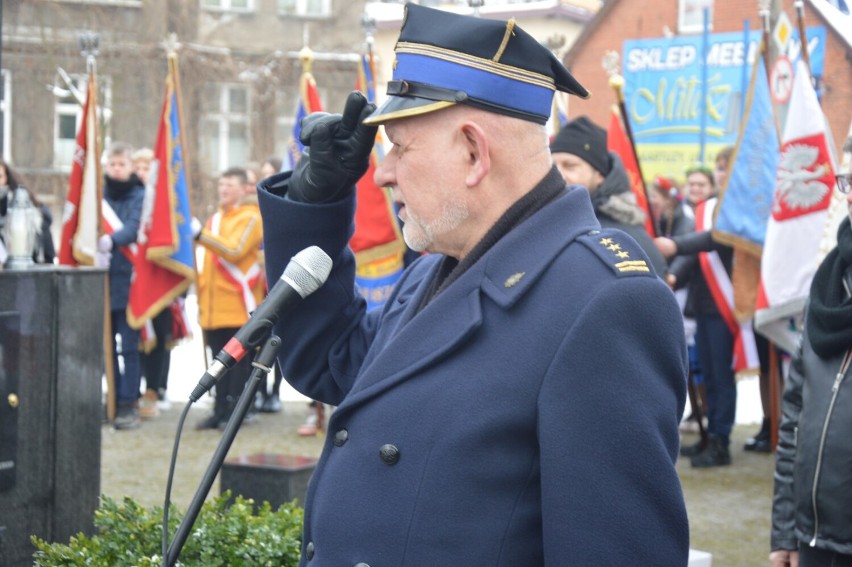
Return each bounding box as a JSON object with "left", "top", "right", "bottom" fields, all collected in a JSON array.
[
  {"left": 0, "top": 267, "right": 105, "bottom": 566},
  {"left": 220, "top": 453, "right": 317, "bottom": 511}
]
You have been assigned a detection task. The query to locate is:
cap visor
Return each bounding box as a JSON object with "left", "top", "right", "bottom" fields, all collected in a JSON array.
[{"left": 363, "top": 95, "right": 456, "bottom": 126}]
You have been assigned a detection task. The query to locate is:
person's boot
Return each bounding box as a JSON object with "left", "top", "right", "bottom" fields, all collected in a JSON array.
[
  {"left": 195, "top": 396, "right": 228, "bottom": 430},
  {"left": 138, "top": 389, "right": 160, "bottom": 419},
  {"left": 261, "top": 393, "right": 282, "bottom": 413},
  {"left": 743, "top": 418, "right": 772, "bottom": 453},
  {"left": 113, "top": 404, "right": 141, "bottom": 430},
  {"left": 691, "top": 435, "right": 732, "bottom": 468},
  {"left": 679, "top": 437, "right": 707, "bottom": 457}
]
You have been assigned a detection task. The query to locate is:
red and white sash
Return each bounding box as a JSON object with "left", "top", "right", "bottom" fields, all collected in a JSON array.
[
  {"left": 102, "top": 199, "right": 138, "bottom": 262},
  {"left": 209, "top": 211, "right": 261, "bottom": 316},
  {"left": 695, "top": 198, "right": 759, "bottom": 374}
]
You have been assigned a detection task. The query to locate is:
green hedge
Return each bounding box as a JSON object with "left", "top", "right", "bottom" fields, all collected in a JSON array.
[{"left": 32, "top": 492, "right": 303, "bottom": 566}]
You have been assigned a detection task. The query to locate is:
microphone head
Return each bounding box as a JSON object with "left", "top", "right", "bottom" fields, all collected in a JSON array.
[{"left": 284, "top": 246, "right": 333, "bottom": 298}]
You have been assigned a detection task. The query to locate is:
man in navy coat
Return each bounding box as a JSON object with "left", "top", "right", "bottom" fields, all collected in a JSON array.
[{"left": 257, "top": 4, "right": 689, "bottom": 565}]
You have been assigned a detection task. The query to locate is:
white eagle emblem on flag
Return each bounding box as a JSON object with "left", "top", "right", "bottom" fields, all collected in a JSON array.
[{"left": 772, "top": 135, "right": 834, "bottom": 221}]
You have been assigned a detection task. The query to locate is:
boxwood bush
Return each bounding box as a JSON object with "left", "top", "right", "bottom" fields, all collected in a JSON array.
[{"left": 31, "top": 492, "right": 303, "bottom": 566}]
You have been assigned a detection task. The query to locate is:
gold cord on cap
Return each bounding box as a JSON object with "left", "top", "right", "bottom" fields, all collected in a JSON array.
[{"left": 493, "top": 18, "right": 515, "bottom": 63}]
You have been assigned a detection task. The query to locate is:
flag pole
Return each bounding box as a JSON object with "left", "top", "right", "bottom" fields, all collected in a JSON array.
[
  {"left": 699, "top": 7, "right": 710, "bottom": 164},
  {"left": 757, "top": 3, "right": 783, "bottom": 143},
  {"left": 793, "top": 0, "right": 812, "bottom": 80},
  {"left": 758, "top": 0, "right": 773, "bottom": 80},
  {"left": 165, "top": 35, "right": 207, "bottom": 372},
  {"left": 80, "top": 32, "right": 116, "bottom": 422},
  {"left": 758, "top": 0, "right": 783, "bottom": 452},
  {"left": 603, "top": 51, "right": 656, "bottom": 238}
]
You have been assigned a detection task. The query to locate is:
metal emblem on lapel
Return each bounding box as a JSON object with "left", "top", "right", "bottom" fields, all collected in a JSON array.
[{"left": 504, "top": 272, "right": 525, "bottom": 288}]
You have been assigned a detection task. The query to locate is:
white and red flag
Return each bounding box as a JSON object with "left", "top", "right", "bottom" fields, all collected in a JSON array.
[
  {"left": 58, "top": 70, "right": 100, "bottom": 266},
  {"left": 755, "top": 60, "right": 841, "bottom": 353}
]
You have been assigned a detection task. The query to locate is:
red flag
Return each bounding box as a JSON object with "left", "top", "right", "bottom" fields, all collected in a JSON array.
[
  {"left": 127, "top": 53, "right": 195, "bottom": 329},
  {"left": 58, "top": 71, "right": 100, "bottom": 266},
  {"left": 287, "top": 69, "right": 325, "bottom": 165},
  {"left": 351, "top": 52, "right": 406, "bottom": 310},
  {"left": 607, "top": 106, "right": 655, "bottom": 237}
]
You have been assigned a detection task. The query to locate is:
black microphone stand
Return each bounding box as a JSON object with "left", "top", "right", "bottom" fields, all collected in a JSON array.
[{"left": 163, "top": 334, "right": 281, "bottom": 567}]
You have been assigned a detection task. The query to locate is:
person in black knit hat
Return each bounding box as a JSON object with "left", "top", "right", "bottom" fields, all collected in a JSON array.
[{"left": 550, "top": 115, "right": 667, "bottom": 276}]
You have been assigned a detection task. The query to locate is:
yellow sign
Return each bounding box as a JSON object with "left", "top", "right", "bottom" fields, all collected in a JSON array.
[{"left": 772, "top": 11, "right": 793, "bottom": 52}]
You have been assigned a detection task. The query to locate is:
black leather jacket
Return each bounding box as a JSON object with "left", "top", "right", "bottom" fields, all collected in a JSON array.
[{"left": 771, "top": 291, "right": 852, "bottom": 554}]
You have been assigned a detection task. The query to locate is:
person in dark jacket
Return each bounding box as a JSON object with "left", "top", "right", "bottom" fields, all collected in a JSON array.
[
  {"left": 257, "top": 5, "right": 689, "bottom": 565},
  {"left": 550, "top": 115, "right": 668, "bottom": 277},
  {"left": 655, "top": 165, "right": 739, "bottom": 467},
  {"left": 98, "top": 142, "right": 145, "bottom": 430},
  {"left": 770, "top": 165, "right": 852, "bottom": 567},
  {"left": 650, "top": 174, "right": 707, "bottom": 433}
]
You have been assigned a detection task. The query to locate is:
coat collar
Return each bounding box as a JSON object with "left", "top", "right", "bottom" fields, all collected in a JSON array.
[{"left": 336, "top": 187, "right": 601, "bottom": 411}]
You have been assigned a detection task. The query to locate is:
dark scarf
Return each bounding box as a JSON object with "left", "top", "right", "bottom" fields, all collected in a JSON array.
[
  {"left": 105, "top": 173, "right": 142, "bottom": 201},
  {"left": 418, "top": 167, "right": 567, "bottom": 310},
  {"left": 807, "top": 217, "right": 852, "bottom": 358}
]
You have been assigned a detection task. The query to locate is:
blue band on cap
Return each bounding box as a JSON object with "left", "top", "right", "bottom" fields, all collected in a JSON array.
[{"left": 393, "top": 52, "right": 554, "bottom": 120}]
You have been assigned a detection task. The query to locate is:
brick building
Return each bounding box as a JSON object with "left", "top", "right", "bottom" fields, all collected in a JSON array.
[
  {"left": 563, "top": 0, "right": 852, "bottom": 180},
  {"left": 1, "top": 0, "right": 368, "bottom": 220},
  {"left": 0, "top": 0, "right": 602, "bottom": 233}
]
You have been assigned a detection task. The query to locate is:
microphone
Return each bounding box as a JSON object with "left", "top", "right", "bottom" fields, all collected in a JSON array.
[{"left": 189, "top": 245, "right": 333, "bottom": 402}]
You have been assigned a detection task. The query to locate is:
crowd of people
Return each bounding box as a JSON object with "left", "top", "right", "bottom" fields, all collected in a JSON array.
[{"left": 1, "top": 4, "right": 850, "bottom": 562}]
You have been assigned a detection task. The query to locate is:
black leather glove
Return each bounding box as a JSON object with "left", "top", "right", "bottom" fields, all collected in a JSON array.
[{"left": 288, "top": 91, "right": 378, "bottom": 203}]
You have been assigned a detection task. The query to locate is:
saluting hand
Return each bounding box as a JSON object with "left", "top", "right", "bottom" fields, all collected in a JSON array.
[{"left": 288, "top": 91, "right": 378, "bottom": 203}]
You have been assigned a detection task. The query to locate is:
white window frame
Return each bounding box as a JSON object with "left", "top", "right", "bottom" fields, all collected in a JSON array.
[
  {"left": 1, "top": 70, "right": 10, "bottom": 163},
  {"left": 52, "top": 73, "right": 112, "bottom": 171},
  {"left": 277, "top": 0, "right": 332, "bottom": 18},
  {"left": 678, "top": 0, "right": 714, "bottom": 34},
  {"left": 201, "top": 0, "right": 255, "bottom": 13},
  {"left": 53, "top": 0, "right": 142, "bottom": 6},
  {"left": 201, "top": 83, "right": 251, "bottom": 175}
]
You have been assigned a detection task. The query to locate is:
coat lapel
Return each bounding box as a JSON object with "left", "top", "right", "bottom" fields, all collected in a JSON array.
[
  {"left": 337, "top": 187, "right": 600, "bottom": 412},
  {"left": 340, "top": 264, "right": 484, "bottom": 409}
]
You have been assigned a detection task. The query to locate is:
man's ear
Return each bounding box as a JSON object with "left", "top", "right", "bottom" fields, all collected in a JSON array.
[{"left": 460, "top": 121, "right": 490, "bottom": 187}]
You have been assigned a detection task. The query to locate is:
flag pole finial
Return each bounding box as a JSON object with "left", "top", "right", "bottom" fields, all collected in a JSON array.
[
  {"left": 361, "top": 11, "right": 377, "bottom": 58},
  {"left": 300, "top": 46, "right": 314, "bottom": 74},
  {"left": 602, "top": 51, "right": 624, "bottom": 103},
  {"left": 163, "top": 32, "right": 182, "bottom": 58},
  {"left": 78, "top": 31, "right": 100, "bottom": 74}
]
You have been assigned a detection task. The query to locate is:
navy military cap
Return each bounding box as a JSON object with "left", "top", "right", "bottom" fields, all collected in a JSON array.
[{"left": 364, "top": 3, "right": 589, "bottom": 126}]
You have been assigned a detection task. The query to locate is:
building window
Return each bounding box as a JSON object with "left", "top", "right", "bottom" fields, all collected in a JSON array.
[
  {"left": 53, "top": 73, "right": 112, "bottom": 170},
  {"left": 278, "top": 0, "right": 331, "bottom": 17},
  {"left": 679, "top": 0, "right": 714, "bottom": 34},
  {"left": 1, "top": 70, "right": 10, "bottom": 163},
  {"left": 201, "top": 83, "right": 251, "bottom": 175},
  {"left": 274, "top": 90, "right": 299, "bottom": 170},
  {"left": 201, "top": 0, "right": 254, "bottom": 12}
]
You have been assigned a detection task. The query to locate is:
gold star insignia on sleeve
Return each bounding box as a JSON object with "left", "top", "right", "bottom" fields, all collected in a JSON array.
[{"left": 592, "top": 233, "right": 650, "bottom": 273}]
